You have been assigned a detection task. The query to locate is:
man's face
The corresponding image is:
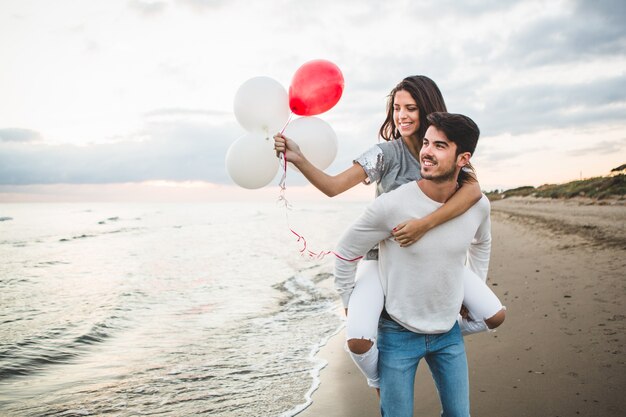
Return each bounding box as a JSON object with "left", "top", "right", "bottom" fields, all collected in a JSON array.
[{"left": 419, "top": 126, "right": 461, "bottom": 183}]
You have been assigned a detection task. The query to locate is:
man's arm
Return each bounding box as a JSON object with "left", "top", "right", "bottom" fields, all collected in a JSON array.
[
  {"left": 334, "top": 200, "right": 391, "bottom": 308},
  {"left": 466, "top": 198, "right": 491, "bottom": 282}
]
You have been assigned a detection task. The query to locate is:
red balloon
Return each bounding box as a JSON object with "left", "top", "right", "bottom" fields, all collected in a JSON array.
[{"left": 289, "top": 60, "right": 344, "bottom": 116}]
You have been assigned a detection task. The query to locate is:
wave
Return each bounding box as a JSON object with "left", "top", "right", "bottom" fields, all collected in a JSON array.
[
  {"left": 279, "top": 323, "right": 343, "bottom": 417},
  {"left": 0, "top": 317, "right": 122, "bottom": 380},
  {"left": 58, "top": 227, "right": 146, "bottom": 243},
  {"left": 59, "top": 234, "right": 96, "bottom": 242},
  {"left": 270, "top": 272, "right": 345, "bottom": 417},
  {"left": 1, "top": 226, "right": 145, "bottom": 247},
  {"left": 254, "top": 271, "right": 344, "bottom": 417},
  {"left": 97, "top": 216, "right": 120, "bottom": 225}
]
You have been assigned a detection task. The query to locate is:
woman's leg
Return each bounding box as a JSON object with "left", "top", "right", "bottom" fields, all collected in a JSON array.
[
  {"left": 459, "top": 268, "right": 506, "bottom": 335},
  {"left": 346, "top": 259, "right": 385, "bottom": 387}
]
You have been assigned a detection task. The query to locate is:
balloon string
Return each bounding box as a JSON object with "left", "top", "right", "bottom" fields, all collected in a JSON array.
[
  {"left": 280, "top": 112, "right": 294, "bottom": 134},
  {"left": 277, "top": 112, "right": 294, "bottom": 200},
  {"left": 288, "top": 226, "right": 363, "bottom": 262},
  {"left": 277, "top": 133, "right": 362, "bottom": 263},
  {"left": 278, "top": 146, "right": 289, "bottom": 207}
]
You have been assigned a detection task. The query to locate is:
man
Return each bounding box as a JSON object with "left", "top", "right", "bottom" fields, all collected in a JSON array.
[{"left": 334, "top": 112, "right": 489, "bottom": 417}]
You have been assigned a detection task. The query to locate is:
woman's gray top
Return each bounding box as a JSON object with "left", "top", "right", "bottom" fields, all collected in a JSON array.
[
  {"left": 353, "top": 139, "right": 422, "bottom": 259},
  {"left": 355, "top": 138, "right": 422, "bottom": 197}
]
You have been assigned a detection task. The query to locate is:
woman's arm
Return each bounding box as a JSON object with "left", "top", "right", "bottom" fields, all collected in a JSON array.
[
  {"left": 274, "top": 133, "right": 367, "bottom": 197},
  {"left": 392, "top": 180, "right": 482, "bottom": 246}
]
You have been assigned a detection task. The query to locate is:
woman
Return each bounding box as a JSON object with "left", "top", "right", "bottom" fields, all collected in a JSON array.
[{"left": 274, "top": 75, "right": 505, "bottom": 389}]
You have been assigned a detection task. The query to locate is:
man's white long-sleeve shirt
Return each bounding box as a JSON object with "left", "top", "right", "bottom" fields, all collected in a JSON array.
[{"left": 334, "top": 181, "right": 491, "bottom": 334}]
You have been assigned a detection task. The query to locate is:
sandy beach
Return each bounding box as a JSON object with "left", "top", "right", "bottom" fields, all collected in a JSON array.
[{"left": 298, "top": 197, "right": 626, "bottom": 417}]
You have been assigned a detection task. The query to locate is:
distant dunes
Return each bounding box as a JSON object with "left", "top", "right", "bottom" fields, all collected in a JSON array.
[{"left": 487, "top": 164, "right": 625, "bottom": 201}]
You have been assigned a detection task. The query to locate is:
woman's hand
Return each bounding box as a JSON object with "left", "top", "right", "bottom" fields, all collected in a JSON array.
[
  {"left": 392, "top": 218, "right": 432, "bottom": 247},
  {"left": 273, "top": 133, "right": 304, "bottom": 165}
]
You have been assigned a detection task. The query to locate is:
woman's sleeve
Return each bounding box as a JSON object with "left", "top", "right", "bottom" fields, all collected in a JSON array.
[{"left": 354, "top": 145, "right": 384, "bottom": 185}]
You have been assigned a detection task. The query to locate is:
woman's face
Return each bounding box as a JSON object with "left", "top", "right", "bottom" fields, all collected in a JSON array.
[{"left": 393, "top": 89, "right": 420, "bottom": 139}]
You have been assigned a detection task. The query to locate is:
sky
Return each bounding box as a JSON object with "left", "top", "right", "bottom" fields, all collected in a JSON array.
[{"left": 0, "top": 0, "right": 625, "bottom": 202}]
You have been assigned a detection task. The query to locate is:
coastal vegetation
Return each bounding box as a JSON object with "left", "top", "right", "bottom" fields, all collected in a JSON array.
[{"left": 486, "top": 165, "right": 626, "bottom": 201}]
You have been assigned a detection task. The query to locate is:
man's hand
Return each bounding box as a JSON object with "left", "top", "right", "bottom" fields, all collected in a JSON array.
[
  {"left": 459, "top": 305, "right": 470, "bottom": 319},
  {"left": 392, "top": 218, "right": 431, "bottom": 247},
  {"left": 273, "top": 133, "right": 304, "bottom": 164}
]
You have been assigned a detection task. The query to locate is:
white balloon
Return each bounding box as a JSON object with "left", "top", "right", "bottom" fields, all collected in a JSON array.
[
  {"left": 233, "top": 76, "right": 290, "bottom": 136},
  {"left": 283, "top": 117, "right": 338, "bottom": 171},
  {"left": 225, "top": 133, "right": 279, "bottom": 189}
]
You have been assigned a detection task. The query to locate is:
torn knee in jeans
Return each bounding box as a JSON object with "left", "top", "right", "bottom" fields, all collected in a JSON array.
[{"left": 347, "top": 338, "right": 374, "bottom": 354}]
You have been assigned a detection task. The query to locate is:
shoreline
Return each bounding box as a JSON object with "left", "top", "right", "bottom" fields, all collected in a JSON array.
[
  {"left": 282, "top": 321, "right": 345, "bottom": 417},
  {"left": 297, "top": 198, "right": 626, "bottom": 416}
]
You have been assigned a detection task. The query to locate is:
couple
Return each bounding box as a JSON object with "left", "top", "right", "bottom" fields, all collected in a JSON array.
[{"left": 274, "top": 76, "right": 505, "bottom": 416}]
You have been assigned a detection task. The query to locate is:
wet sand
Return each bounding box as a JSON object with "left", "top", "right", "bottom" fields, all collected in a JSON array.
[{"left": 298, "top": 197, "right": 626, "bottom": 416}]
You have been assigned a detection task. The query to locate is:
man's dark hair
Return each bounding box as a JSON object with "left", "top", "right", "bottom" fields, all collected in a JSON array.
[
  {"left": 426, "top": 112, "right": 480, "bottom": 155},
  {"left": 426, "top": 112, "right": 480, "bottom": 184}
]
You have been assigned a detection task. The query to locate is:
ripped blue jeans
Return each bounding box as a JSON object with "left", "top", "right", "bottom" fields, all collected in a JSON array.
[{"left": 378, "top": 318, "right": 470, "bottom": 417}]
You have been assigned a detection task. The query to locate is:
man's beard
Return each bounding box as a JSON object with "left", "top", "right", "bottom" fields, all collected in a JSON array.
[{"left": 421, "top": 163, "right": 457, "bottom": 183}]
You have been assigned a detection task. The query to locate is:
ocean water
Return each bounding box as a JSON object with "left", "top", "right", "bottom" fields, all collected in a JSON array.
[{"left": 0, "top": 201, "right": 367, "bottom": 416}]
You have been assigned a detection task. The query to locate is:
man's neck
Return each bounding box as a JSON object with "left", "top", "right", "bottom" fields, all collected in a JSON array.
[{"left": 417, "top": 178, "right": 458, "bottom": 203}]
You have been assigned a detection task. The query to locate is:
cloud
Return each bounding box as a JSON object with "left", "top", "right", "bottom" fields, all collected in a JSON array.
[
  {"left": 566, "top": 137, "right": 626, "bottom": 157},
  {"left": 502, "top": 1, "right": 626, "bottom": 67},
  {"left": 406, "top": 0, "right": 518, "bottom": 18},
  {"left": 475, "top": 145, "right": 549, "bottom": 164},
  {"left": 175, "top": 0, "right": 227, "bottom": 12},
  {"left": 576, "top": 0, "right": 626, "bottom": 26},
  {"left": 454, "top": 74, "right": 626, "bottom": 136},
  {"left": 0, "top": 128, "right": 43, "bottom": 143},
  {"left": 1, "top": 0, "right": 625, "bottom": 189},
  {"left": 0, "top": 120, "right": 241, "bottom": 185},
  {"left": 310, "top": 1, "right": 626, "bottom": 139},
  {"left": 143, "top": 107, "right": 229, "bottom": 119},
  {"left": 127, "top": 0, "right": 168, "bottom": 16}
]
